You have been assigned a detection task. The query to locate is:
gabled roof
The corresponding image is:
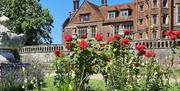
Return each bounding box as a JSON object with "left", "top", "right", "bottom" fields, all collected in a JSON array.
[{"left": 63, "top": 1, "right": 134, "bottom": 28}]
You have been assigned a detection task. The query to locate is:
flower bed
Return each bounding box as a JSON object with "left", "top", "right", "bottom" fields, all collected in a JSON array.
[{"left": 52, "top": 29, "right": 180, "bottom": 91}]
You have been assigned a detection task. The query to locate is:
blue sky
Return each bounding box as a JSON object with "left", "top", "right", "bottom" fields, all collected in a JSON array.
[{"left": 40, "top": 0, "right": 132, "bottom": 44}]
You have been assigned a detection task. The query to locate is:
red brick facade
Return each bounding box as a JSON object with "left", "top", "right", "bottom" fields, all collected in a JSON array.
[{"left": 62, "top": 0, "right": 180, "bottom": 43}]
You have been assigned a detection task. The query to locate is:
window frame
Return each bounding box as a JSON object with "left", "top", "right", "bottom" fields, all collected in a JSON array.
[
  {"left": 80, "top": 14, "right": 90, "bottom": 22},
  {"left": 162, "top": 0, "right": 167, "bottom": 8},
  {"left": 78, "top": 27, "right": 87, "bottom": 38},
  {"left": 91, "top": 26, "right": 96, "bottom": 38},
  {"left": 152, "top": 15, "right": 157, "bottom": 25},
  {"left": 120, "top": 9, "right": 129, "bottom": 18},
  {"left": 177, "top": 5, "right": 180, "bottom": 24},
  {"left": 108, "top": 11, "right": 116, "bottom": 19}
]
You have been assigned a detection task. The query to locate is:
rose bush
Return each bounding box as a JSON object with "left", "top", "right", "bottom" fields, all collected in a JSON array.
[{"left": 53, "top": 29, "right": 174, "bottom": 91}]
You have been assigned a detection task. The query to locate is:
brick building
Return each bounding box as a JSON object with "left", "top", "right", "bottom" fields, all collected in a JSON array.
[
  {"left": 62, "top": 0, "right": 180, "bottom": 43},
  {"left": 134, "top": 0, "right": 180, "bottom": 40}
]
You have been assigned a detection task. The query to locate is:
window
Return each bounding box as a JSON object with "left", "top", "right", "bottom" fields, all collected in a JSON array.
[
  {"left": 139, "top": 33, "right": 143, "bottom": 39},
  {"left": 162, "top": 31, "right": 168, "bottom": 38},
  {"left": 162, "top": 0, "right": 167, "bottom": 7},
  {"left": 162, "top": 15, "right": 168, "bottom": 24},
  {"left": 81, "top": 14, "right": 89, "bottom": 22},
  {"left": 91, "top": 26, "right": 96, "bottom": 38},
  {"left": 120, "top": 10, "right": 129, "bottom": 17},
  {"left": 140, "top": 5, "right": 144, "bottom": 11},
  {"left": 124, "top": 24, "right": 133, "bottom": 30},
  {"left": 153, "top": 0, "right": 157, "bottom": 8},
  {"left": 113, "top": 25, "right": 119, "bottom": 35},
  {"left": 78, "top": 27, "right": 87, "bottom": 38},
  {"left": 178, "top": 5, "right": 180, "bottom": 23},
  {"left": 108, "top": 11, "right": 116, "bottom": 19},
  {"left": 153, "top": 15, "right": 157, "bottom": 25},
  {"left": 139, "top": 19, "right": 143, "bottom": 25}
]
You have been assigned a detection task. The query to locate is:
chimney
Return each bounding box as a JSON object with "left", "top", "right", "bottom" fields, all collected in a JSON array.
[
  {"left": 102, "top": 0, "right": 107, "bottom": 6},
  {"left": 73, "top": 0, "right": 80, "bottom": 11}
]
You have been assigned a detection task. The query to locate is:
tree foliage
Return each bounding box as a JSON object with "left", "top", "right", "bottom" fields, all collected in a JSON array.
[{"left": 0, "top": 0, "right": 53, "bottom": 45}]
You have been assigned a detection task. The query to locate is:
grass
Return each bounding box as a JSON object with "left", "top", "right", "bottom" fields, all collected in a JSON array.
[
  {"left": 38, "top": 76, "right": 107, "bottom": 91},
  {"left": 41, "top": 77, "right": 180, "bottom": 91},
  {"left": 35, "top": 68, "right": 180, "bottom": 91},
  {"left": 89, "top": 80, "right": 107, "bottom": 91}
]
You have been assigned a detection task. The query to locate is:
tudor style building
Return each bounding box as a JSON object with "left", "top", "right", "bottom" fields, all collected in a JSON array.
[{"left": 62, "top": 0, "right": 180, "bottom": 43}]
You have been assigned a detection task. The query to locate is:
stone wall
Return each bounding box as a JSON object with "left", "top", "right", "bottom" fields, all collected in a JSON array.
[
  {"left": 18, "top": 39, "right": 180, "bottom": 67},
  {"left": 19, "top": 49, "right": 180, "bottom": 68}
]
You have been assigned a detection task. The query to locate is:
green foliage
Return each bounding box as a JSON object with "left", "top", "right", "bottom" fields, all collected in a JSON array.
[{"left": 0, "top": 0, "right": 53, "bottom": 45}]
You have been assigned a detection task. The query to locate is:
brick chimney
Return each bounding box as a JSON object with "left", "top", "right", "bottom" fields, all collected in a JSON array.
[
  {"left": 73, "top": 0, "right": 80, "bottom": 11},
  {"left": 102, "top": 0, "right": 107, "bottom": 6}
]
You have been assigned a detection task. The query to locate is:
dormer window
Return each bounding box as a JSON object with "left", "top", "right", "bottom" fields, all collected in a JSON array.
[
  {"left": 81, "top": 14, "right": 89, "bottom": 22},
  {"left": 120, "top": 10, "right": 129, "bottom": 17},
  {"left": 108, "top": 11, "right": 116, "bottom": 19}
]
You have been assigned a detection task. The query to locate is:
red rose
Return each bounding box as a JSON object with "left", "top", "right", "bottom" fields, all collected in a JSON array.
[
  {"left": 54, "top": 50, "right": 62, "bottom": 57},
  {"left": 95, "top": 33, "right": 103, "bottom": 41},
  {"left": 113, "top": 34, "right": 120, "bottom": 41},
  {"left": 79, "top": 40, "right": 89, "bottom": 50},
  {"left": 80, "top": 33, "right": 87, "bottom": 39},
  {"left": 66, "top": 43, "right": 73, "bottom": 50},
  {"left": 64, "top": 34, "right": 72, "bottom": 42},
  {"left": 164, "top": 31, "right": 171, "bottom": 36},
  {"left": 145, "top": 50, "right": 156, "bottom": 58},
  {"left": 170, "top": 34, "right": 177, "bottom": 41},
  {"left": 107, "top": 36, "right": 113, "bottom": 43},
  {"left": 120, "top": 38, "right": 129, "bottom": 45},
  {"left": 137, "top": 50, "right": 146, "bottom": 56},
  {"left": 135, "top": 44, "right": 145, "bottom": 51},
  {"left": 173, "top": 30, "right": 180, "bottom": 36},
  {"left": 123, "top": 29, "right": 130, "bottom": 35}
]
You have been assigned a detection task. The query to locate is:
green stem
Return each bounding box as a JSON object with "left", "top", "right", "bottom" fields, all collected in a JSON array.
[{"left": 77, "top": 66, "right": 85, "bottom": 91}]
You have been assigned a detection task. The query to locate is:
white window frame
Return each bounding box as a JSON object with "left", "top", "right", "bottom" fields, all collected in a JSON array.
[
  {"left": 113, "top": 25, "right": 119, "bottom": 35},
  {"left": 120, "top": 10, "right": 129, "bottom": 17},
  {"left": 108, "top": 11, "right": 116, "bottom": 19},
  {"left": 78, "top": 27, "right": 87, "bottom": 37},
  {"left": 91, "top": 26, "right": 96, "bottom": 38}
]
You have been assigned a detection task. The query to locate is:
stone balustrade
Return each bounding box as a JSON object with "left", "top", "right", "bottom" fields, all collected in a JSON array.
[
  {"left": 18, "top": 39, "right": 180, "bottom": 54},
  {"left": 132, "top": 39, "right": 180, "bottom": 49},
  {"left": 18, "top": 44, "right": 63, "bottom": 54}
]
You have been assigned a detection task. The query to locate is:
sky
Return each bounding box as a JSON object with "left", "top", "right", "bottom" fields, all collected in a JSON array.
[{"left": 40, "top": 0, "right": 132, "bottom": 44}]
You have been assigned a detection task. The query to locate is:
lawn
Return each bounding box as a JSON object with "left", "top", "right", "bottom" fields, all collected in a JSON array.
[{"left": 39, "top": 75, "right": 180, "bottom": 91}]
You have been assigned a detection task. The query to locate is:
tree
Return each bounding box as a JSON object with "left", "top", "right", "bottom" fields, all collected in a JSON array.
[{"left": 0, "top": 0, "right": 53, "bottom": 45}]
